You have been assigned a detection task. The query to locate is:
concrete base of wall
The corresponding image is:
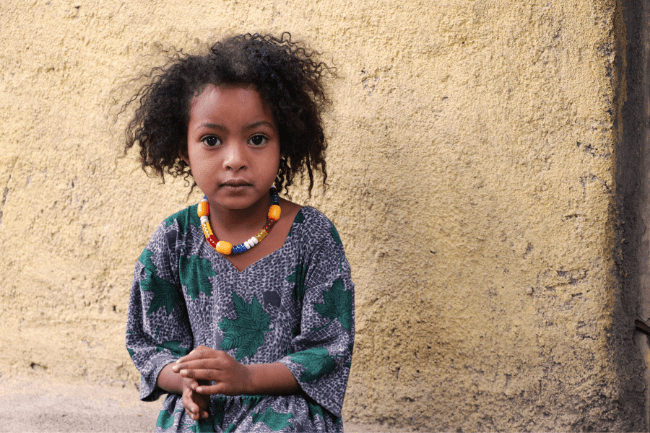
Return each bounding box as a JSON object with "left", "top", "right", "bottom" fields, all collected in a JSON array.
[{"left": 0, "top": 375, "right": 405, "bottom": 433}]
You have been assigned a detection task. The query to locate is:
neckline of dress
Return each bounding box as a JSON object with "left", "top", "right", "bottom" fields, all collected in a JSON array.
[{"left": 213, "top": 206, "right": 307, "bottom": 274}]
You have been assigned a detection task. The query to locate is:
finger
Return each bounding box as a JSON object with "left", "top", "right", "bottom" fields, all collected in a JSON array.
[
  {"left": 186, "top": 408, "right": 199, "bottom": 421},
  {"left": 174, "top": 358, "right": 223, "bottom": 373},
  {"left": 177, "top": 345, "right": 215, "bottom": 364},
  {"left": 183, "top": 378, "right": 199, "bottom": 391},
  {"left": 195, "top": 382, "right": 227, "bottom": 395},
  {"left": 180, "top": 368, "right": 222, "bottom": 382},
  {"left": 189, "top": 399, "right": 209, "bottom": 419},
  {"left": 184, "top": 401, "right": 200, "bottom": 420},
  {"left": 182, "top": 357, "right": 228, "bottom": 369}
]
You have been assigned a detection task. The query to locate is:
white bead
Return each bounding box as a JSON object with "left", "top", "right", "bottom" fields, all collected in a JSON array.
[
  {"left": 250, "top": 237, "right": 258, "bottom": 245},
  {"left": 244, "top": 241, "right": 251, "bottom": 249},
  {"left": 200, "top": 216, "right": 209, "bottom": 224}
]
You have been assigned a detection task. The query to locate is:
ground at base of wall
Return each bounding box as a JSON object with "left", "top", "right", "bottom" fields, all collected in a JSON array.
[{"left": 0, "top": 375, "right": 408, "bottom": 433}]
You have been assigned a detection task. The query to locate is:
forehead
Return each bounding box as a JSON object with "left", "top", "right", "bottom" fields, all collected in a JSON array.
[{"left": 188, "top": 84, "right": 274, "bottom": 124}]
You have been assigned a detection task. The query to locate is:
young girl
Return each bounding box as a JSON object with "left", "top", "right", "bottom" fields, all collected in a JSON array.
[{"left": 124, "top": 33, "right": 354, "bottom": 433}]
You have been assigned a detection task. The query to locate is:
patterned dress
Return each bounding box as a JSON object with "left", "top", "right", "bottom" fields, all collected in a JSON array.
[{"left": 126, "top": 206, "right": 354, "bottom": 433}]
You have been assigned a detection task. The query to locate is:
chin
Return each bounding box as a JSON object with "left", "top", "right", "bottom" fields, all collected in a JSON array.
[{"left": 219, "top": 197, "right": 261, "bottom": 211}]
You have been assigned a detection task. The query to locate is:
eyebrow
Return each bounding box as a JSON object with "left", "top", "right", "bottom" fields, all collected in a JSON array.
[
  {"left": 196, "top": 120, "right": 274, "bottom": 132},
  {"left": 244, "top": 120, "right": 274, "bottom": 131}
]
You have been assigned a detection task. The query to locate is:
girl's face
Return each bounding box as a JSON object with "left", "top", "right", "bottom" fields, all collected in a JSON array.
[{"left": 183, "top": 85, "right": 280, "bottom": 213}]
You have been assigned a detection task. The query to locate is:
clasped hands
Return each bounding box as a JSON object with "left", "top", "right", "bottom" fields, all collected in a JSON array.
[{"left": 172, "top": 345, "right": 252, "bottom": 421}]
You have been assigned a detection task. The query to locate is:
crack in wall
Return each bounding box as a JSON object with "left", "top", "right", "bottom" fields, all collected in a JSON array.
[{"left": 0, "top": 157, "right": 19, "bottom": 226}]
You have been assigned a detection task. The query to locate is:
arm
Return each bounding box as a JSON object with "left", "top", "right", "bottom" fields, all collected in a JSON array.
[
  {"left": 166, "top": 345, "right": 299, "bottom": 421},
  {"left": 171, "top": 345, "right": 299, "bottom": 396},
  {"left": 157, "top": 363, "right": 184, "bottom": 395},
  {"left": 126, "top": 218, "right": 194, "bottom": 402},
  {"left": 245, "top": 362, "right": 300, "bottom": 395},
  {"left": 275, "top": 217, "right": 355, "bottom": 418}
]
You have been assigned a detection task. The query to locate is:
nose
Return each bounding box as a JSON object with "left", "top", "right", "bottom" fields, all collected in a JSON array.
[{"left": 223, "top": 141, "right": 247, "bottom": 171}]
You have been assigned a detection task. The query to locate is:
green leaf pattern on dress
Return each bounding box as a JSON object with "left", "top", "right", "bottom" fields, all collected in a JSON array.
[
  {"left": 289, "top": 347, "right": 339, "bottom": 383},
  {"left": 242, "top": 395, "right": 264, "bottom": 410},
  {"left": 219, "top": 292, "right": 272, "bottom": 361},
  {"left": 139, "top": 248, "right": 155, "bottom": 269},
  {"left": 157, "top": 409, "right": 182, "bottom": 430},
  {"left": 250, "top": 407, "right": 295, "bottom": 431},
  {"left": 307, "top": 399, "right": 324, "bottom": 421},
  {"left": 155, "top": 340, "right": 190, "bottom": 357},
  {"left": 313, "top": 278, "right": 353, "bottom": 332},
  {"left": 141, "top": 270, "right": 182, "bottom": 316},
  {"left": 179, "top": 254, "right": 217, "bottom": 300},
  {"left": 138, "top": 248, "right": 182, "bottom": 316}
]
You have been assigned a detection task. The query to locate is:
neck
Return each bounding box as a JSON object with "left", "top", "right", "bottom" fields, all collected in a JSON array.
[{"left": 209, "top": 192, "right": 271, "bottom": 241}]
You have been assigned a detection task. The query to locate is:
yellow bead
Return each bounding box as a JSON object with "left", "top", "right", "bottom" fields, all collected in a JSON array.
[
  {"left": 201, "top": 223, "right": 214, "bottom": 238},
  {"left": 197, "top": 201, "right": 209, "bottom": 218},
  {"left": 255, "top": 230, "right": 268, "bottom": 242},
  {"left": 216, "top": 241, "right": 233, "bottom": 255},
  {"left": 268, "top": 205, "right": 281, "bottom": 221}
]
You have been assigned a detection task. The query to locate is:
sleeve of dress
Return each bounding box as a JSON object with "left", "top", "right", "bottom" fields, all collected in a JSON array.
[
  {"left": 125, "top": 222, "right": 193, "bottom": 402},
  {"left": 278, "top": 218, "right": 355, "bottom": 418}
]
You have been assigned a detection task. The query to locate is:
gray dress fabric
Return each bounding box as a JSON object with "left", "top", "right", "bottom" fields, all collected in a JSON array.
[{"left": 126, "top": 205, "right": 354, "bottom": 432}]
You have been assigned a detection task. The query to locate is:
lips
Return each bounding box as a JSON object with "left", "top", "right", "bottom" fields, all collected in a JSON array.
[{"left": 220, "top": 180, "right": 252, "bottom": 187}]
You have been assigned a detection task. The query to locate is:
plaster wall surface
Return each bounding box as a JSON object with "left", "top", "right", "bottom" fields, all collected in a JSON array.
[{"left": 0, "top": 0, "right": 644, "bottom": 430}]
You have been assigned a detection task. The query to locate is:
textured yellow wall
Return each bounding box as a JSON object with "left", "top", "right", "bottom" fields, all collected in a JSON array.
[{"left": 0, "top": 0, "right": 643, "bottom": 430}]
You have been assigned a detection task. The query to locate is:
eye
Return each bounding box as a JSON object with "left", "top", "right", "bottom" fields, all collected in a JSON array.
[
  {"left": 248, "top": 134, "right": 268, "bottom": 147},
  {"left": 202, "top": 136, "right": 221, "bottom": 147}
]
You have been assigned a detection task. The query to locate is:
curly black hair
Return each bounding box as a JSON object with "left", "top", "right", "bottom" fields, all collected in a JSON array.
[{"left": 123, "top": 33, "right": 332, "bottom": 195}]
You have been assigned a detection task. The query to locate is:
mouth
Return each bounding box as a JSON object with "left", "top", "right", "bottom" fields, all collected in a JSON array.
[{"left": 220, "top": 180, "right": 252, "bottom": 188}]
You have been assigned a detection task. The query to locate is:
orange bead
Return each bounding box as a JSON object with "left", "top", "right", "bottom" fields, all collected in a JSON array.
[
  {"left": 197, "top": 201, "right": 209, "bottom": 218},
  {"left": 268, "top": 205, "right": 281, "bottom": 221},
  {"left": 216, "top": 241, "right": 233, "bottom": 255}
]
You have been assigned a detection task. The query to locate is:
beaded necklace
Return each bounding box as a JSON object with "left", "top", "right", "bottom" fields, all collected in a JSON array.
[{"left": 198, "top": 187, "right": 281, "bottom": 255}]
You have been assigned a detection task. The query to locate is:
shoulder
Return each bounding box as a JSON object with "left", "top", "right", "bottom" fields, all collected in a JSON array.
[
  {"left": 145, "top": 204, "right": 202, "bottom": 250},
  {"left": 161, "top": 204, "right": 201, "bottom": 235},
  {"left": 290, "top": 206, "right": 343, "bottom": 249},
  {"left": 139, "top": 204, "right": 204, "bottom": 272}
]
